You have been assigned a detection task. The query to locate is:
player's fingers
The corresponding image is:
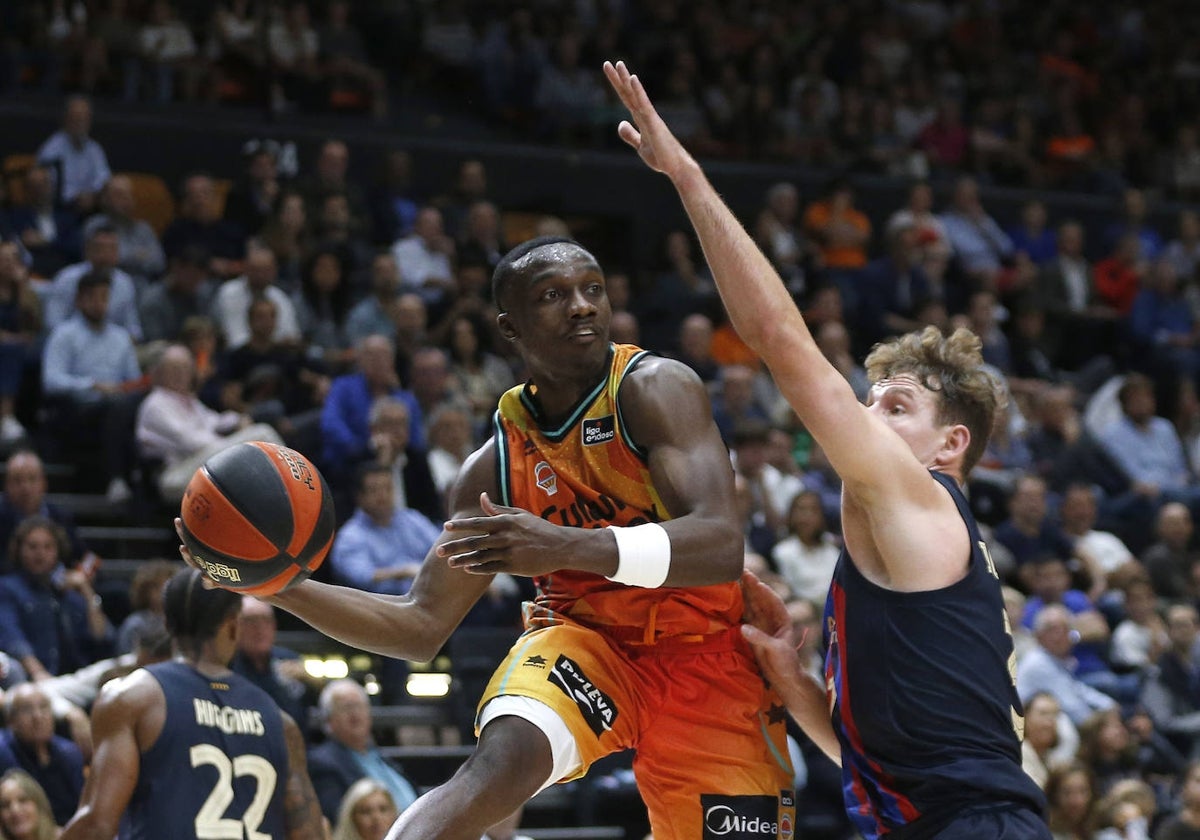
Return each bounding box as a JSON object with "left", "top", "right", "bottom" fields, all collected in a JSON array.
[
  {"left": 437, "top": 535, "right": 490, "bottom": 559},
  {"left": 616, "top": 121, "right": 641, "bottom": 149},
  {"left": 443, "top": 515, "right": 500, "bottom": 533}
]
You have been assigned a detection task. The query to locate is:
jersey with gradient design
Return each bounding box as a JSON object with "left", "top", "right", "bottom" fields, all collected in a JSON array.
[
  {"left": 822, "top": 471, "right": 1046, "bottom": 839},
  {"left": 492, "top": 343, "right": 740, "bottom": 639}
]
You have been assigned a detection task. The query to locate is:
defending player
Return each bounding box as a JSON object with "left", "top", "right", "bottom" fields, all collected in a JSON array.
[
  {"left": 603, "top": 59, "right": 1050, "bottom": 839},
  {"left": 59, "top": 569, "right": 324, "bottom": 840}
]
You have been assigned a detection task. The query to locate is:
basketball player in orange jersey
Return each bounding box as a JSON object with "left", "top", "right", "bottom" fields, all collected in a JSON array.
[
  {"left": 180, "top": 235, "right": 796, "bottom": 839},
  {"left": 604, "top": 60, "right": 1050, "bottom": 839}
]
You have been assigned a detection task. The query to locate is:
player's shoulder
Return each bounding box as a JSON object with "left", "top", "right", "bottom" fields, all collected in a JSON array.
[
  {"left": 93, "top": 666, "right": 166, "bottom": 716},
  {"left": 446, "top": 437, "right": 500, "bottom": 515},
  {"left": 620, "top": 353, "right": 706, "bottom": 401}
]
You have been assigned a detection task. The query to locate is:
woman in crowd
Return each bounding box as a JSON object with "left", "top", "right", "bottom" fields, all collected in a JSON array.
[
  {"left": 1024, "top": 691, "right": 1080, "bottom": 789},
  {"left": 444, "top": 312, "right": 514, "bottom": 436},
  {"left": 0, "top": 769, "right": 59, "bottom": 839},
  {"left": 1047, "top": 762, "right": 1097, "bottom": 840},
  {"left": 770, "top": 488, "right": 840, "bottom": 604},
  {"left": 115, "top": 559, "right": 177, "bottom": 654},
  {"left": 331, "top": 779, "right": 398, "bottom": 840},
  {"left": 295, "top": 246, "right": 354, "bottom": 372},
  {"left": 1157, "top": 761, "right": 1200, "bottom": 840}
]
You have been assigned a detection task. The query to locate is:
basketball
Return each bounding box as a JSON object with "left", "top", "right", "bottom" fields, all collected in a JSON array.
[{"left": 179, "top": 441, "right": 336, "bottom": 597}]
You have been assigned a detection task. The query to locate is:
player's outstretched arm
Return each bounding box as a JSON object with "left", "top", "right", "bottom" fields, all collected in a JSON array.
[
  {"left": 739, "top": 571, "right": 841, "bottom": 764},
  {"left": 602, "top": 60, "right": 916, "bottom": 500},
  {"left": 60, "top": 675, "right": 153, "bottom": 840},
  {"left": 439, "top": 357, "right": 744, "bottom": 586},
  {"left": 281, "top": 712, "right": 328, "bottom": 840}
]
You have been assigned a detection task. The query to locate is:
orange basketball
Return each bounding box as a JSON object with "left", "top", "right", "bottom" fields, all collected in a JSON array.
[{"left": 179, "top": 441, "right": 335, "bottom": 596}]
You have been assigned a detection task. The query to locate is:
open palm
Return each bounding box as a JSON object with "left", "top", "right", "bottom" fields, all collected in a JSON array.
[{"left": 603, "top": 60, "right": 693, "bottom": 179}]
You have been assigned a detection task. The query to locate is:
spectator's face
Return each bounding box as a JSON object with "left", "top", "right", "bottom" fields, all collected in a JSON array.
[
  {"left": 247, "top": 301, "right": 277, "bottom": 341},
  {"left": 1123, "top": 584, "right": 1156, "bottom": 623},
  {"left": 317, "top": 142, "right": 348, "bottom": 182},
  {"left": 373, "top": 403, "right": 410, "bottom": 452},
  {"left": 321, "top": 197, "right": 350, "bottom": 232},
  {"left": 409, "top": 352, "right": 448, "bottom": 399},
  {"left": 1023, "top": 201, "right": 1046, "bottom": 231},
  {"left": 450, "top": 318, "right": 478, "bottom": 359},
  {"left": 734, "top": 439, "right": 767, "bottom": 478},
  {"left": 720, "top": 368, "right": 755, "bottom": 411},
  {"left": 186, "top": 177, "right": 217, "bottom": 222},
  {"left": 16, "top": 526, "right": 57, "bottom": 578},
  {"left": 1009, "top": 479, "right": 1047, "bottom": 525},
  {"left": 414, "top": 209, "right": 443, "bottom": 241},
  {"left": 106, "top": 177, "right": 135, "bottom": 218},
  {"left": 64, "top": 98, "right": 91, "bottom": 139},
  {"left": 1124, "top": 189, "right": 1146, "bottom": 222},
  {"left": 158, "top": 348, "right": 195, "bottom": 393},
  {"left": 466, "top": 203, "right": 498, "bottom": 239},
  {"left": 1057, "top": 224, "right": 1084, "bottom": 257},
  {"left": 352, "top": 790, "right": 397, "bottom": 840},
  {"left": 326, "top": 684, "right": 372, "bottom": 749},
  {"left": 430, "top": 410, "right": 470, "bottom": 454},
  {"left": 456, "top": 265, "right": 487, "bottom": 297},
  {"left": 4, "top": 455, "right": 46, "bottom": 516},
  {"left": 0, "top": 243, "right": 22, "bottom": 285},
  {"left": 371, "top": 255, "right": 399, "bottom": 296},
  {"left": 357, "top": 472, "right": 395, "bottom": 522},
  {"left": 236, "top": 600, "right": 276, "bottom": 658},
  {"left": 1168, "top": 607, "right": 1199, "bottom": 651},
  {"left": 1055, "top": 771, "right": 1092, "bottom": 822},
  {"left": 76, "top": 284, "right": 111, "bottom": 323},
  {"left": 458, "top": 161, "right": 486, "bottom": 197},
  {"left": 1160, "top": 504, "right": 1195, "bottom": 548},
  {"left": 86, "top": 232, "right": 120, "bottom": 270},
  {"left": 679, "top": 316, "right": 713, "bottom": 359},
  {"left": 310, "top": 254, "right": 341, "bottom": 293},
  {"left": 1031, "top": 561, "right": 1070, "bottom": 602},
  {"left": 0, "top": 778, "right": 38, "bottom": 840},
  {"left": 8, "top": 686, "right": 54, "bottom": 747},
  {"left": 248, "top": 151, "right": 276, "bottom": 183},
  {"left": 787, "top": 493, "right": 825, "bottom": 540},
  {"left": 357, "top": 338, "right": 396, "bottom": 387},
  {"left": 279, "top": 195, "right": 306, "bottom": 230},
  {"left": 910, "top": 183, "right": 932, "bottom": 213},
  {"left": 392, "top": 296, "right": 426, "bottom": 336},
  {"left": 1059, "top": 488, "right": 1096, "bottom": 533},
  {"left": 1023, "top": 695, "right": 1059, "bottom": 751},
  {"left": 1036, "top": 610, "right": 1074, "bottom": 657},
  {"left": 245, "top": 250, "right": 278, "bottom": 291},
  {"left": 24, "top": 168, "right": 52, "bottom": 206},
  {"left": 1184, "top": 764, "right": 1200, "bottom": 808},
  {"left": 1097, "top": 711, "right": 1130, "bottom": 754}
]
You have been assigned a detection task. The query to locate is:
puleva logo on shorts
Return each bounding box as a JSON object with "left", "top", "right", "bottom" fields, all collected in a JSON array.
[
  {"left": 701, "top": 795, "right": 780, "bottom": 839},
  {"left": 547, "top": 654, "right": 617, "bottom": 737},
  {"left": 581, "top": 416, "right": 616, "bottom": 446},
  {"left": 535, "top": 461, "right": 558, "bottom": 496}
]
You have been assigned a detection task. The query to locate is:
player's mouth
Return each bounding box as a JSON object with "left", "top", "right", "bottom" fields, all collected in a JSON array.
[{"left": 566, "top": 325, "right": 600, "bottom": 343}]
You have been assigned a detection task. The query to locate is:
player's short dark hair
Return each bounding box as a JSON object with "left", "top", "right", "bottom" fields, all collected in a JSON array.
[
  {"left": 491, "top": 235, "right": 591, "bottom": 312},
  {"left": 163, "top": 569, "right": 243, "bottom": 643}
]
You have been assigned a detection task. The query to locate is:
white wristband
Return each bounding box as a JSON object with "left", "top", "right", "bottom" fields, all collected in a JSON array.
[{"left": 606, "top": 523, "right": 671, "bottom": 588}]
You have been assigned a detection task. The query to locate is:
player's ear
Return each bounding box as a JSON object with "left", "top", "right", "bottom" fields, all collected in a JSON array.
[
  {"left": 940, "top": 424, "right": 971, "bottom": 463},
  {"left": 497, "top": 311, "right": 518, "bottom": 343}
]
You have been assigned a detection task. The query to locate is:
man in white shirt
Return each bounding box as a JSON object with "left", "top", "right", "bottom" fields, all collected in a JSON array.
[
  {"left": 391, "top": 206, "right": 455, "bottom": 308},
  {"left": 210, "top": 243, "right": 301, "bottom": 349},
  {"left": 1059, "top": 481, "right": 1136, "bottom": 583},
  {"left": 135, "top": 343, "right": 281, "bottom": 502}
]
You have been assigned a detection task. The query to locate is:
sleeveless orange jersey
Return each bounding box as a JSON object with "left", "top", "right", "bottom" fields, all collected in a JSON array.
[{"left": 492, "top": 343, "right": 741, "bottom": 641}]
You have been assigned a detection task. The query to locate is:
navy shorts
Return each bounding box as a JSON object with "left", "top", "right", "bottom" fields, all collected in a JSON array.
[{"left": 928, "top": 805, "right": 1051, "bottom": 840}]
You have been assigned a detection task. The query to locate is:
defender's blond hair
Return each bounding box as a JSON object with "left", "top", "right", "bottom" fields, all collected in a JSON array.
[{"left": 864, "top": 326, "right": 1005, "bottom": 474}]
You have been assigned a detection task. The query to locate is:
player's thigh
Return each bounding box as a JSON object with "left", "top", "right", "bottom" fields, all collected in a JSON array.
[
  {"left": 632, "top": 645, "right": 796, "bottom": 840},
  {"left": 475, "top": 622, "right": 641, "bottom": 779}
]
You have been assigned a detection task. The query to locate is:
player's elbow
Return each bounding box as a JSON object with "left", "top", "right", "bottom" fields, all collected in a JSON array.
[{"left": 64, "top": 806, "right": 120, "bottom": 840}]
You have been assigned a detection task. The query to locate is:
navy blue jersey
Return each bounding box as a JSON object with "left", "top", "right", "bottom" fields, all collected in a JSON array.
[
  {"left": 123, "top": 660, "right": 289, "bottom": 840},
  {"left": 822, "top": 471, "right": 1046, "bottom": 839}
]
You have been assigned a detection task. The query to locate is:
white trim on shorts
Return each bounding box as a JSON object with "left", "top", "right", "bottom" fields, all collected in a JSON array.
[{"left": 478, "top": 695, "right": 583, "bottom": 794}]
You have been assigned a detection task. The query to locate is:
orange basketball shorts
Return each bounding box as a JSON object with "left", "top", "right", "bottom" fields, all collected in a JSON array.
[{"left": 476, "top": 618, "right": 797, "bottom": 840}]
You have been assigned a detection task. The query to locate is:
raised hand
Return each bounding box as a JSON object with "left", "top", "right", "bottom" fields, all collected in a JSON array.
[{"left": 602, "top": 60, "right": 696, "bottom": 180}]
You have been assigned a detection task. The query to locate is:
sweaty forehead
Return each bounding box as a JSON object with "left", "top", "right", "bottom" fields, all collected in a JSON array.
[{"left": 514, "top": 243, "right": 601, "bottom": 280}]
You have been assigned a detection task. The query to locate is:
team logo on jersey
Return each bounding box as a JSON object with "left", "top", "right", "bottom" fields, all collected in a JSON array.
[
  {"left": 523, "top": 655, "right": 547, "bottom": 668},
  {"left": 581, "top": 416, "right": 616, "bottom": 446},
  {"left": 534, "top": 461, "right": 558, "bottom": 496},
  {"left": 547, "top": 654, "right": 617, "bottom": 736},
  {"left": 700, "top": 795, "right": 780, "bottom": 838}
]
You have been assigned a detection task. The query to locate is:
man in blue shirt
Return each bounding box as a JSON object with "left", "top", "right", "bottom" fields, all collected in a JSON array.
[
  {"left": 35, "top": 96, "right": 111, "bottom": 215},
  {"left": 0, "top": 683, "right": 85, "bottom": 825},
  {"left": 1100, "top": 373, "right": 1200, "bottom": 516},
  {"left": 41, "top": 271, "right": 144, "bottom": 501},
  {"left": 44, "top": 224, "right": 143, "bottom": 341},
  {"left": 330, "top": 462, "right": 441, "bottom": 596}
]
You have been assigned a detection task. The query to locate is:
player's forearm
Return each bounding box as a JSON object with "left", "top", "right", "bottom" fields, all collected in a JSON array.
[
  {"left": 60, "top": 806, "right": 121, "bottom": 840},
  {"left": 668, "top": 161, "right": 816, "bottom": 356},
  {"left": 269, "top": 581, "right": 444, "bottom": 662},
  {"left": 782, "top": 674, "right": 842, "bottom": 766}
]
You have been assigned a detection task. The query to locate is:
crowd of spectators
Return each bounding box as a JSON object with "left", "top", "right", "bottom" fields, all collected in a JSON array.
[{"left": 7, "top": 2, "right": 1200, "bottom": 839}]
